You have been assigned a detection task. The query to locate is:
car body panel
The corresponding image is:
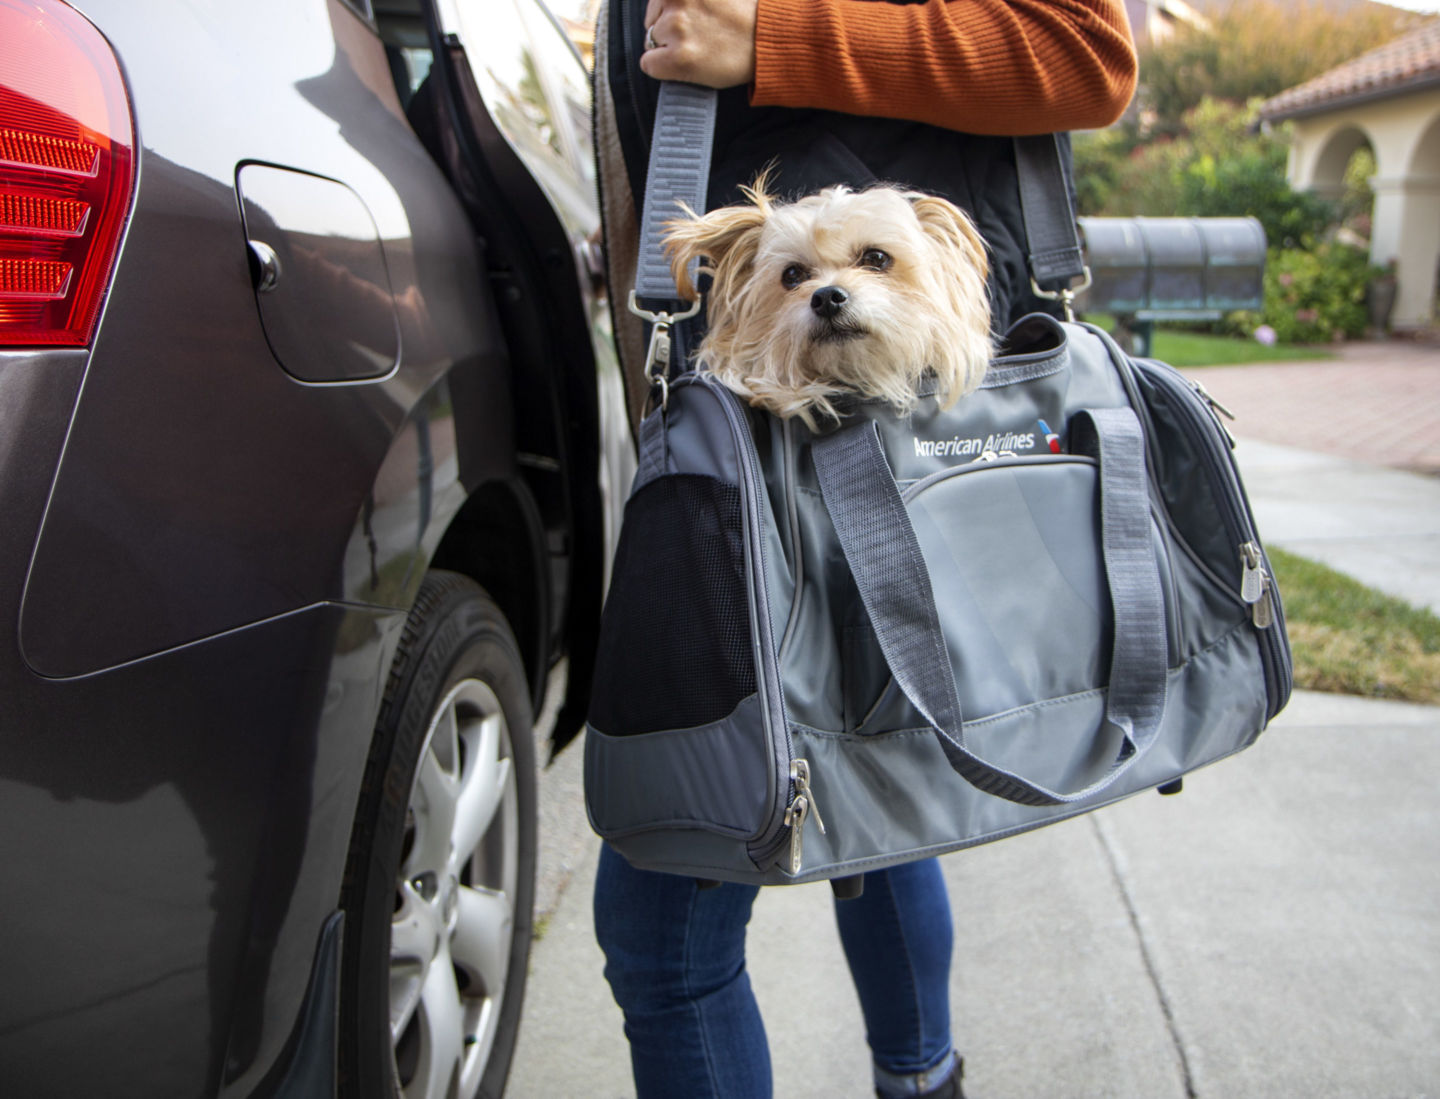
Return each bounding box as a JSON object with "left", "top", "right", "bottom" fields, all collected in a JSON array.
[{"left": 20, "top": 0, "right": 504, "bottom": 676}]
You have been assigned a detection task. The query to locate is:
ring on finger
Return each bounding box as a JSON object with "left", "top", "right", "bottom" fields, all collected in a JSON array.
[{"left": 645, "top": 25, "right": 659, "bottom": 50}]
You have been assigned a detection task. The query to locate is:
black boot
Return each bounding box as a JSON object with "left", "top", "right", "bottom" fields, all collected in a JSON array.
[{"left": 875, "top": 1055, "right": 965, "bottom": 1099}]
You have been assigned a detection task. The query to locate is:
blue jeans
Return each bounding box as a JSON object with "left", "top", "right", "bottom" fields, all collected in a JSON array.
[{"left": 594, "top": 844, "right": 956, "bottom": 1098}]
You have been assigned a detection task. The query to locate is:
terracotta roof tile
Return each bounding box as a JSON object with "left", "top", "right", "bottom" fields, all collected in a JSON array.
[{"left": 1260, "top": 17, "right": 1440, "bottom": 120}]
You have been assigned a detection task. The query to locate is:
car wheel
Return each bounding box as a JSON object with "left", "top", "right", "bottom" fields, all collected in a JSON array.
[{"left": 341, "top": 570, "right": 536, "bottom": 1099}]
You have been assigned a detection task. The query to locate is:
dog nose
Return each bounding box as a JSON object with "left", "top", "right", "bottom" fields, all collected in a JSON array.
[{"left": 810, "top": 285, "right": 848, "bottom": 319}]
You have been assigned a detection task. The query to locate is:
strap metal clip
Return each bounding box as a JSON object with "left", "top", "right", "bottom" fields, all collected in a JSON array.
[
  {"left": 629, "top": 291, "right": 701, "bottom": 410},
  {"left": 1030, "top": 266, "right": 1093, "bottom": 322}
]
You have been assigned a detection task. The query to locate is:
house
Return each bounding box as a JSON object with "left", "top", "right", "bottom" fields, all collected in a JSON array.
[
  {"left": 1260, "top": 18, "right": 1440, "bottom": 329},
  {"left": 1125, "top": 0, "right": 1209, "bottom": 44}
]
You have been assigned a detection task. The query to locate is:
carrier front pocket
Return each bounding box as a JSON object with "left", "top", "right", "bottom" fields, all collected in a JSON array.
[{"left": 903, "top": 456, "right": 1121, "bottom": 720}]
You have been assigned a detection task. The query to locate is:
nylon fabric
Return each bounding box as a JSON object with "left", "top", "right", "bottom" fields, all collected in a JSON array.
[
  {"left": 1013, "top": 134, "right": 1087, "bottom": 288},
  {"left": 585, "top": 70, "right": 1287, "bottom": 882},
  {"left": 585, "top": 314, "right": 1291, "bottom": 882},
  {"left": 634, "top": 82, "right": 715, "bottom": 304},
  {"left": 586, "top": 695, "right": 774, "bottom": 838},
  {"left": 1073, "top": 408, "right": 1169, "bottom": 758},
  {"left": 812, "top": 407, "right": 1170, "bottom": 807}
]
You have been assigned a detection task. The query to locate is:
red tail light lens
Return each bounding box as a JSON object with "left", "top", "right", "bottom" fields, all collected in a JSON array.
[{"left": 0, "top": 0, "right": 134, "bottom": 347}]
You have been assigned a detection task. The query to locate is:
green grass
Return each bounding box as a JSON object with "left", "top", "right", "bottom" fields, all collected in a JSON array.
[
  {"left": 1146, "top": 328, "right": 1334, "bottom": 368},
  {"left": 1269, "top": 547, "right": 1440, "bottom": 703},
  {"left": 1081, "top": 314, "right": 1335, "bottom": 368}
]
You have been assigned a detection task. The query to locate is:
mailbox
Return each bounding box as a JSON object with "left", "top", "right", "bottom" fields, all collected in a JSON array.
[{"left": 1077, "top": 216, "right": 1266, "bottom": 317}]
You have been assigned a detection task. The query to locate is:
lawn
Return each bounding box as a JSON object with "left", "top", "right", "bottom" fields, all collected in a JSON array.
[
  {"left": 1079, "top": 314, "right": 1336, "bottom": 368},
  {"left": 1269, "top": 547, "right": 1440, "bottom": 704}
]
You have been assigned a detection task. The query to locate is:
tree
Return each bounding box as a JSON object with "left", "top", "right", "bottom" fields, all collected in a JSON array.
[
  {"left": 1140, "top": 0, "right": 1422, "bottom": 136},
  {"left": 1076, "top": 98, "right": 1333, "bottom": 247}
]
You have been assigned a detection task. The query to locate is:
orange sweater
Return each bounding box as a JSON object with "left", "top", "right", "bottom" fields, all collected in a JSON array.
[{"left": 752, "top": 0, "right": 1138, "bottom": 136}]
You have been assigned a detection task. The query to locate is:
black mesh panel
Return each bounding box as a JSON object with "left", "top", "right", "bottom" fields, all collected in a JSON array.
[{"left": 588, "top": 474, "right": 756, "bottom": 735}]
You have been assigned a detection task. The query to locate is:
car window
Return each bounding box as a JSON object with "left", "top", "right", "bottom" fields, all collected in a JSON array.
[{"left": 446, "top": 0, "right": 598, "bottom": 241}]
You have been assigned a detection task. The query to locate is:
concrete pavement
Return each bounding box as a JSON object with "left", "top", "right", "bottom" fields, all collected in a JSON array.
[{"left": 510, "top": 341, "right": 1440, "bottom": 1098}]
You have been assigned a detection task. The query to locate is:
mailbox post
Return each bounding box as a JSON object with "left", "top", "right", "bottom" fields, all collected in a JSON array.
[{"left": 1076, "top": 217, "right": 1267, "bottom": 355}]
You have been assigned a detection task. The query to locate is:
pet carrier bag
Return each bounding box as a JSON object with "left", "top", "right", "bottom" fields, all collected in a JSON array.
[{"left": 584, "top": 84, "right": 1292, "bottom": 885}]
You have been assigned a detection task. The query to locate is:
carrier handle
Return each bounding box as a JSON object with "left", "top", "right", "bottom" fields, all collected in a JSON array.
[{"left": 812, "top": 408, "right": 1169, "bottom": 807}]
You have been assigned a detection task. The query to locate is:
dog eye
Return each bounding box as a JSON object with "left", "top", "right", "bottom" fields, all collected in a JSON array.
[
  {"left": 859, "top": 249, "right": 892, "bottom": 271},
  {"left": 781, "top": 264, "right": 809, "bottom": 290}
]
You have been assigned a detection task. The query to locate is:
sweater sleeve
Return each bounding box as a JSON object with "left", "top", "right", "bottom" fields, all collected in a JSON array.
[{"left": 751, "top": 0, "right": 1138, "bottom": 136}]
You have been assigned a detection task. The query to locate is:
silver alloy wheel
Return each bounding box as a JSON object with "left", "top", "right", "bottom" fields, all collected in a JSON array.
[{"left": 389, "top": 678, "right": 519, "bottom": 1099}]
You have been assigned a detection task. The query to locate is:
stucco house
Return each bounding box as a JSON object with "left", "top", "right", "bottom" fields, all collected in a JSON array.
[
  {"left": 1261, "top": 19, "right": 1440, "bottom": 330},
  {"left": 1125, "top": 0, "right": 1209, "bottom": 43}
]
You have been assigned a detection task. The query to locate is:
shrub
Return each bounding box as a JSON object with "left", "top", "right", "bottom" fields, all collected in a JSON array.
[
  {"left": 1140, "top": 0, "right": 1422, "bottom": 136},
  {"left": 1229, "top": 243, "right": 1381, "bottom": 343},
  {"left": 1076, "top": 99, "right": 1334, "bottom": 248}
]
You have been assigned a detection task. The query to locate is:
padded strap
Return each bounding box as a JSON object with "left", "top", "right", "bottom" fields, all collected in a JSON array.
[
  {"left": 634, "top": 82, "right": 717, "bottom": 304},
  {"left": 812, "top": 411, "right": 1168, "bottom": 807},
  {"left": 1013, "top": 134, "right": 1086, "bottom": 289},
  {"left": 1072, "top": 407, "right": 1170, "bottom": 762}
]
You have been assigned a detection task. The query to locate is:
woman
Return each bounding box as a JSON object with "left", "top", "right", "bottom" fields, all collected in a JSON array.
[{"left": 592, "top": 2, "right": 1137, "bottom": 1095}]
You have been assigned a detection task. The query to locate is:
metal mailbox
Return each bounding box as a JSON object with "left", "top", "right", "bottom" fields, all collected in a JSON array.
[{"left": 1077, "top": 216, "right": 1267, "bottom": 317}]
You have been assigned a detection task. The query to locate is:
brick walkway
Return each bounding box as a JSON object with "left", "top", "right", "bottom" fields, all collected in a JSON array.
[{"left": 1182, "top": 338, "right": 1440, "bottom": 475}]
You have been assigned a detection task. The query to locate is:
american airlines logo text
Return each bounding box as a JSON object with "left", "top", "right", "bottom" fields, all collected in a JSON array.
[{"left": 913, "top": 431, "right": 1037, "bottom": 458}]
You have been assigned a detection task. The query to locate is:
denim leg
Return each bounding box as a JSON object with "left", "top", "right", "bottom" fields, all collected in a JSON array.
[
  {"left": 833, "top": 858, "right": 955, "bottom": 1090},
  {"left": 593, "top": 843, "right": 772, "bottom": 1099}
]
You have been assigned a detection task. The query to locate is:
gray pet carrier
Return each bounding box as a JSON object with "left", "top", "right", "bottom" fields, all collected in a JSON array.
[{"left": 584, "top": 85, "right": 1291, "bottom": 885}]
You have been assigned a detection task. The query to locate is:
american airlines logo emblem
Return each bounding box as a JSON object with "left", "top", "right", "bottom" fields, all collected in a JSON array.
[{"left": 912, "top": 430, "right": 1038, "bottom": 458}]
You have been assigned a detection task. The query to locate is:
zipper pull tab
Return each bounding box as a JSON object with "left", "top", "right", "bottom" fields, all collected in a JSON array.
[
  {"left": 1252, "top": 578, "right": 1275, "bottom": 628},
  {"left": 1240, "top": 542, "right": 1264, "bottom": 603},
  {"left": 785, "top": 760, "right": 826, "bottom": 873},
  {"left": 791, "top": 759, "right": 825, "bottom": 834},
  {"left": 785, "top": 794, "right": 809, "bottom": 874},
  {"left": 1191, "top": 379, "right": 1239, "bottom": 447},
  {"left": 1240, "top": 542, "right": 1276, "bottom": 627},
  {"left": 1192, "top": 379, "right": 1236, "bottom": 421}
]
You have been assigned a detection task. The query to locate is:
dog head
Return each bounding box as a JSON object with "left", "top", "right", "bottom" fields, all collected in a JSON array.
[{"left": 663, "top": 177, "right": 992, "bottom": 427}]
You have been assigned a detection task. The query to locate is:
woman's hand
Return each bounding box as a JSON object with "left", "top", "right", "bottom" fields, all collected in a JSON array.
[{"left": 639, "top": 0, "right": 759, "bottom": 88}]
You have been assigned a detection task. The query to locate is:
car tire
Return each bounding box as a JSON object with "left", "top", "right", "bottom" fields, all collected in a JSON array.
[{"left": 341, "top": 570, "right": 536, "bottom": 1099}]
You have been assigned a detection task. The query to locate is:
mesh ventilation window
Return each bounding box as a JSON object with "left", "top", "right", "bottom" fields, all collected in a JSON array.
[{"left": 589, "top": 474, "right": 756, "bottom": 735}]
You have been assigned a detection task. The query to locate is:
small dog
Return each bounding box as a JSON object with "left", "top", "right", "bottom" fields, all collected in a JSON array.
[{"left": 664, "top": 176, "right": 993, "bottom": 428}]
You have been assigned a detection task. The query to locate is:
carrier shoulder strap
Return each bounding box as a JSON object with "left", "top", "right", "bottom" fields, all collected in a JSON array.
[{"left": 1012, "top": 134, "right": 1087, "bottom": 290}]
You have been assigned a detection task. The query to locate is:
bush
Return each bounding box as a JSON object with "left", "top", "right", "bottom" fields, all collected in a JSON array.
[
  {"left": 1229, "top": 243, "right": 1381, "bottom": 343},
  {"left": 1071, "top": 126, "right": 1132, "bottom": 216},
  {"left": 1140, "top": 0, "right": 1422, "bottom": 136},
  {"left": 1075, "top": 99, "right": 1334, "bottom": 248}
]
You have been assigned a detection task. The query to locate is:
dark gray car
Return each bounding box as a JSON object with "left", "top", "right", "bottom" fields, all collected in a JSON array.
[{"left": 0, "top": 0, "right": 628, "bottom": 1095}]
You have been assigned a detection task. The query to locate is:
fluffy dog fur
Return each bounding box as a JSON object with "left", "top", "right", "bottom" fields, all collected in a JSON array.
[{"left": 664, "top": 177, "right": 993, "bottom": 428}]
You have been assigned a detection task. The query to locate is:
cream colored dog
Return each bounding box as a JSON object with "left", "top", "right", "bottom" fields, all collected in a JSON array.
[{"left": 664, "top": 177, "right": 993, "bottom": 428}]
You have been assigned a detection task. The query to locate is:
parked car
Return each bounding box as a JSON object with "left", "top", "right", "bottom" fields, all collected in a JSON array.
[{"left": 0, "top": 0, "right": 629, "bottom": 1095}]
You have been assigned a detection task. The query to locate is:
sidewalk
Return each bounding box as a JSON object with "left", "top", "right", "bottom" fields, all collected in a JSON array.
[
  {"left": 1190, "top": 339, "right": 1440, "bottom": 613},
  {"left": 511, "top": 340, "right": 1440, "bottom": 1098},
  {"left": 1186, "top": 338, "right": 1440, "bottom": 476}
]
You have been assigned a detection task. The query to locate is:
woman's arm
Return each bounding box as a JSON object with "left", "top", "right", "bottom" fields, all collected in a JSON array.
[{"left": 640, "top": 0, "right": 1137, "bottom": 136}]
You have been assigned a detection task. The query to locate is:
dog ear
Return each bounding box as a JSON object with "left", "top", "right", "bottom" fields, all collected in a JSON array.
[
  {"left": 906, "top": 192, "right": 994, "bottom": 405},
  {"left": 907, "top": 193, "right": 989, "bottom": 284},
  {"left": 662, "top": 202, "right": 769, "bottom": 301}
]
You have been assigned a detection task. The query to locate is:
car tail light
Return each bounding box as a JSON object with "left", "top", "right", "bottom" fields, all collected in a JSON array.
[{"left": 0, "top": 0, "right": 133, "bottom": 347}]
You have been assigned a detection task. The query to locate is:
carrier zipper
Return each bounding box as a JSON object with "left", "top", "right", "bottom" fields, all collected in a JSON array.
[
  {"left": 1240, "top": 541, "right": 1276, "bottom": 628},
  {"left": 783, "top": 759, "right": 826, "bottom": 874},
  {"left": 1129, "top": 358, "right": 1293, "bottom": 714},
  {"left": 1189, "top": 377, "right": 1238, "bottom": 446},
  {"left": 695, "top": 376, "right": 797, "bottom": 865},
  {"left": 903, "top": 452, "right": 1095, "bottom": 501}
]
